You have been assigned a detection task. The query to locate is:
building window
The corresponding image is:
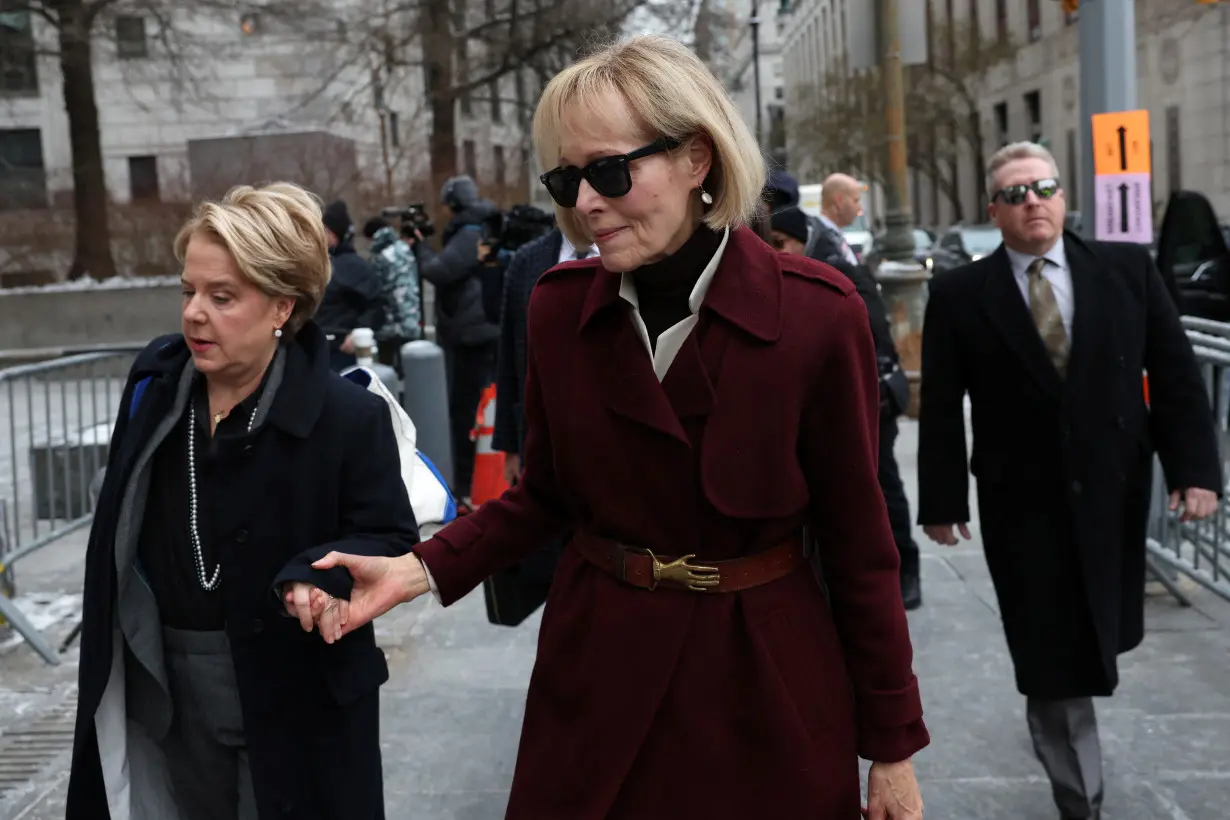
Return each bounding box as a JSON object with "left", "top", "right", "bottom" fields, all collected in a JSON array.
[
  {"left": 1065, "top": 8, "right": 1079, "bottom": 26},
  {"left": 993, "top": 102, "right": 1009, "bottom": 147},
  {"left": 995, "top": 0, "right": 1008, "bottom": 43},
  {"left": 493, "top": 145, "right": 506, "bottom": 195},
  {"left": 774, "top": 85, "right": 783, "bottom": 100},
  {"left": 1065, "top": 128, "right": 1078, "bottom": 206},
  {"left": 1027, "top": 0, "right": 1041, "bottom": 42},
  {"left": 1166, "top": 105, "right": 1181, "bottom": 193},
  {"left": 0, "top": 8, "right": 38, "bottom": 95},
  {"left": 489, "top": 79, "right": 502, "bottom": 123},
  {"left": 0, "top": 128, "right": 46, "bottom": 210},
  {"left": 1024, "top": 90, "right": 1042, "bottom": 142},
  {"left": 463, "top": 139, "right": 477, "bottom": 180},
  {"left": 388, "top": 111, "right": 399, "bottom": 147},
  {"left": 116, "top": 15, "right": 148, "bottom": 59},
  {"left": 128, "top": 156, "right": 159, "bottom": 202}
]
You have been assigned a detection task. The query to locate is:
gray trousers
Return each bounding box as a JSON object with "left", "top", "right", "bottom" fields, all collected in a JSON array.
[
  {"left": 159, "top": 627, "right": 258, "bottom": 820},
  {"left": 1026, "top": 697, "right": 1104, "bottom": 819}
]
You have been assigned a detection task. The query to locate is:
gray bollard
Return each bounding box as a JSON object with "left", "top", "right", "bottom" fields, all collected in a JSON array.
[{"left": 401, "top": 340, "right": 453, "bottom": 489}]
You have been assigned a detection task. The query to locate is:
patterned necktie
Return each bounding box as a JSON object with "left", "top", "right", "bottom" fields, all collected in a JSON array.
[{"left": 1027, "top": 257, "right": 1070, "bottom": 377}]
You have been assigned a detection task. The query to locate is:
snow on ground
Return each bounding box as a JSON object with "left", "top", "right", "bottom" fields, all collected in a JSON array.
[
  {"left": 0, "top": 275, "right": 178, "bottom": 297},
  {"left": 0, "top": 593, "right": 81, "bottom": 655}
]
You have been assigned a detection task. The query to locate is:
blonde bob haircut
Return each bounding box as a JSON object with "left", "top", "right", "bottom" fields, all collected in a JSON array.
[
  {"left": 173, "top": 182, "right": 331, "bottom": 335},
  {"left": 533, "top": 35, "right": 767, "bottom": 249}
]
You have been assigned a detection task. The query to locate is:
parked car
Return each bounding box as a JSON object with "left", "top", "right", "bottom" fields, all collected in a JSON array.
[
  {"left": 864, "top": 227, "right": 936, "bottom": 274},
  {"left": 1154, "top": 189, "right": 1230, "bottom": 320},
  {"left": 929, "top": 224, "right": 1004, "bottom": 272}
]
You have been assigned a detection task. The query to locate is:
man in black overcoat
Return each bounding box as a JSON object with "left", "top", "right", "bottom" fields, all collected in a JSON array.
[{"left": 917, "top": 141, "right": 1223, "bottom": 820}]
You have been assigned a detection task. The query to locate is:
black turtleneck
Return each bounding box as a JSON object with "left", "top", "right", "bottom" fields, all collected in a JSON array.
[{"left": 631, "top": 225, "right": 723, "bottom": 351}]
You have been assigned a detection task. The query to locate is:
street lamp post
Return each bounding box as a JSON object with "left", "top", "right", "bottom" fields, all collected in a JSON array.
[
  {"left": 750, "top": 0, "right": 763, "bottom": 146},
  {"left": 877, "top": 0, "right": 916, "bottom": 263},
  {"left": 874, "top": 0, "right": 930, "bottom": 416}
]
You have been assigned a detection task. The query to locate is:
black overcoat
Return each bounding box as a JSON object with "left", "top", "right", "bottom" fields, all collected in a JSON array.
[
  {"left": 66, "top": 322, "right": 420, "bottom": 819},
  {"left": 917, "top": 232, "right": 1222, "bottom": 698}
]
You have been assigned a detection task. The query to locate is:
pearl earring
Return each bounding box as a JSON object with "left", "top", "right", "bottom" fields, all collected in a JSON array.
[
  {"left": 698, "top": 185, "right": 713, "bottom": 206},
  {"left": 273, "top": 327, "right": 283, "bottom": 339}
]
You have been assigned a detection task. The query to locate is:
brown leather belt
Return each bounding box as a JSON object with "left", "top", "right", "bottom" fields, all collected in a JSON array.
[{"left": 571, "top": 532, "right": 808, "bottom": 593}]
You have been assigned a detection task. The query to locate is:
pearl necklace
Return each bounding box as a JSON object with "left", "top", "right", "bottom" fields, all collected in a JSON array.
[{"left": 187, "top": 403, "right": 256, "bottom": 591}]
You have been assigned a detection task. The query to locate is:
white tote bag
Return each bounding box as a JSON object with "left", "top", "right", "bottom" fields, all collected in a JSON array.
[{"left": 340, "top": 366, "right": 457, "bottom": 526}]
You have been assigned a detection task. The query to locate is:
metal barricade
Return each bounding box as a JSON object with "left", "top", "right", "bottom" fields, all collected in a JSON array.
[
  {"left": 1145, "top": 317, "right": 1230, "bottom": 603},
  {"left": 0, "top": 349, "right": 141, "bottom": 663}
]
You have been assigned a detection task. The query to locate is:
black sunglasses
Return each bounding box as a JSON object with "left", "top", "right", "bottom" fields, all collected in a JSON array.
[
  {"left": 994, "top": 177, "right": 1062, "bottom": 205},
  {"left": 540, "top": 138, "right": 681, "bottom": 208}
]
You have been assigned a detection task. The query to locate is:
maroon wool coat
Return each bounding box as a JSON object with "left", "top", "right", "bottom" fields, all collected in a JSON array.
[{"left": 415, "top": 226, "right": 930, "bottom": 819}]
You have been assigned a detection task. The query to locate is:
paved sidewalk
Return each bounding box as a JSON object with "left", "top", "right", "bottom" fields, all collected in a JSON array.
[{"left": 3, "top": 419, "right": 1230, "bottom": 819}]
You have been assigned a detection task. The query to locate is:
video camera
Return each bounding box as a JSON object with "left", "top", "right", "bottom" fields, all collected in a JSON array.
[
  {"left": 380, "top": 203, "right": 436, "bottom": 239},
  {"left": 480, "top": 204, "right": 555, "bottom": 254}
]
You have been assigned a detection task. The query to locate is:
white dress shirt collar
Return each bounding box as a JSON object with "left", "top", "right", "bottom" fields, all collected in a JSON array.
[
  {"left": 617, "top": 226, "right": 730, "bottom": 315},
  {"left": 616, "top": 227, "right": 731, "bottom": 381},
  {"left": 1004, "top": 235, "right": 1067, "bottom": 277},
  {"left": 559, "top": 233, "right": 598, "bottom": 265}
]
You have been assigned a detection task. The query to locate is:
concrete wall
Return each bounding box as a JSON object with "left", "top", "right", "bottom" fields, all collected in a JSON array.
[{"left": 0, "top": 285, "right": 180, "bottom": 351}]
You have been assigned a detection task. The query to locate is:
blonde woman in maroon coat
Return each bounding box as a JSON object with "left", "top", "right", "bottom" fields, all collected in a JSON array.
[{"left": 302, "top": 35, "right": 929, "bottom": 819}]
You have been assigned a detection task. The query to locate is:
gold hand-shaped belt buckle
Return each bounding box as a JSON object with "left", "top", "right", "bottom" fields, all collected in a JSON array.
[{"left": 644, "top": 550, "right": 721, "bottom": 592}]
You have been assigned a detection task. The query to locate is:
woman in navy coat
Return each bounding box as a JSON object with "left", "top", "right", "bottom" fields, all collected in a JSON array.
[{"left": 66, "top": 182, "right": 419, "bottom": 819}]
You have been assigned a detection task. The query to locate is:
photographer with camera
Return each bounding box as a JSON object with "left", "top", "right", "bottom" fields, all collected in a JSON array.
[{"left": 410, "top": 174, "right": 502, "bottom": 511}]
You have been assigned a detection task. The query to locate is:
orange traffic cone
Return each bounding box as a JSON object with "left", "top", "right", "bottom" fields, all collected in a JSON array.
[{"left": 470, "top": 383, "right": 510, "bottom": 506}]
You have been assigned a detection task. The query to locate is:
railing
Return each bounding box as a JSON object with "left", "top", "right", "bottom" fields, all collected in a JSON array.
[
  {"left": 0, "top": 348, "right": 141, "bottom": 663},
  {"left": 1145, "top": 317, "right": 1230, "bottom": 604}
]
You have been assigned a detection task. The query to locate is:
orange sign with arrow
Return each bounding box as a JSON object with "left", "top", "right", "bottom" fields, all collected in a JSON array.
[
  {"left": 1091, "top": 109, "right": 1151, "bottom": 176},
  {"left": 1090, "top": 109, "right": 1153, "bottom": 244}
]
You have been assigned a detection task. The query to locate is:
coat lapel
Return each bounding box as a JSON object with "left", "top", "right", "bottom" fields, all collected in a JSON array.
[
  {"left": 1062, "top": 233, "right": 1108, "bottom": 396},
  {"left": 982, "top": 247, "right": 1064, "bottom": 398},
  {"left": 660, "top": 329, "right": 716, "bottom": 422},
  {"left": 579, "top": 267, "right": 690, "bottom": 445},
  {"left": 575, "top": 228, "right": 780, "bottom": 445}
]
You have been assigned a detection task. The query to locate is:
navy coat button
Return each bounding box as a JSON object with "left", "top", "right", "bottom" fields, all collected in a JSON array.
[
  {"left": 234, "top": 528, "right": 249, "bottom": 543},
  {"left": 252, "top": 618, "right": 264, "bottom": 633},
  {"left": 1072, "top": 480, "right": 1083, "bottom": 494},
  {"left": 279, "top": 799, "right": 294, "bottom": 814}
]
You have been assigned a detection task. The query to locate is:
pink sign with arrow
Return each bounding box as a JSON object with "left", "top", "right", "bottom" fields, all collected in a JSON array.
[{"left": 1090, "top": 110, "right": 1153, "bottom": 244}]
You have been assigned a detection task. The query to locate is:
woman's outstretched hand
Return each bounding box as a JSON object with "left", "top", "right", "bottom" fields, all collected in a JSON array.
[{"left": 305, "top": 552, "right": 431, "bottom": 639}]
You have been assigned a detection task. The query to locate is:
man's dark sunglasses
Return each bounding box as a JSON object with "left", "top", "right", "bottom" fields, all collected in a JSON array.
[
  {"left": 540, "top": 138, "right": 681, "bottom": 208},
  {"left": 994, "top": 177, "right": 1062, "bottom": 205}
]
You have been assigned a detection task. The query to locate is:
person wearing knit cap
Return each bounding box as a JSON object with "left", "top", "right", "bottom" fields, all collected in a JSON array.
[
  {"left": 315, "top": 199, "right": 386, "bottom": 371},
  {"left": 769, "top": 207, "right": 809, "bottom": 256}
]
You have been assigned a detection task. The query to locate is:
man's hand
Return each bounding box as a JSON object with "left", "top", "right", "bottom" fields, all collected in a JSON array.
[
  {"left": 923, "top": 523, "right": 971, "bottom": 546},
  {"left": 503, "top": 453, "right": 522, "bottom": 486},
  {"left": 340, "top": 332, "right": 356, "bottom": 354},
  {"left": 863, "top": 759, "right": 923, "bottom": 820},
  {"left": 309, "top": 552, "right": 431, "bottom": 638},
  {"left": 1169, "top": 487, "right": 1219, "bottom": 521}
]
